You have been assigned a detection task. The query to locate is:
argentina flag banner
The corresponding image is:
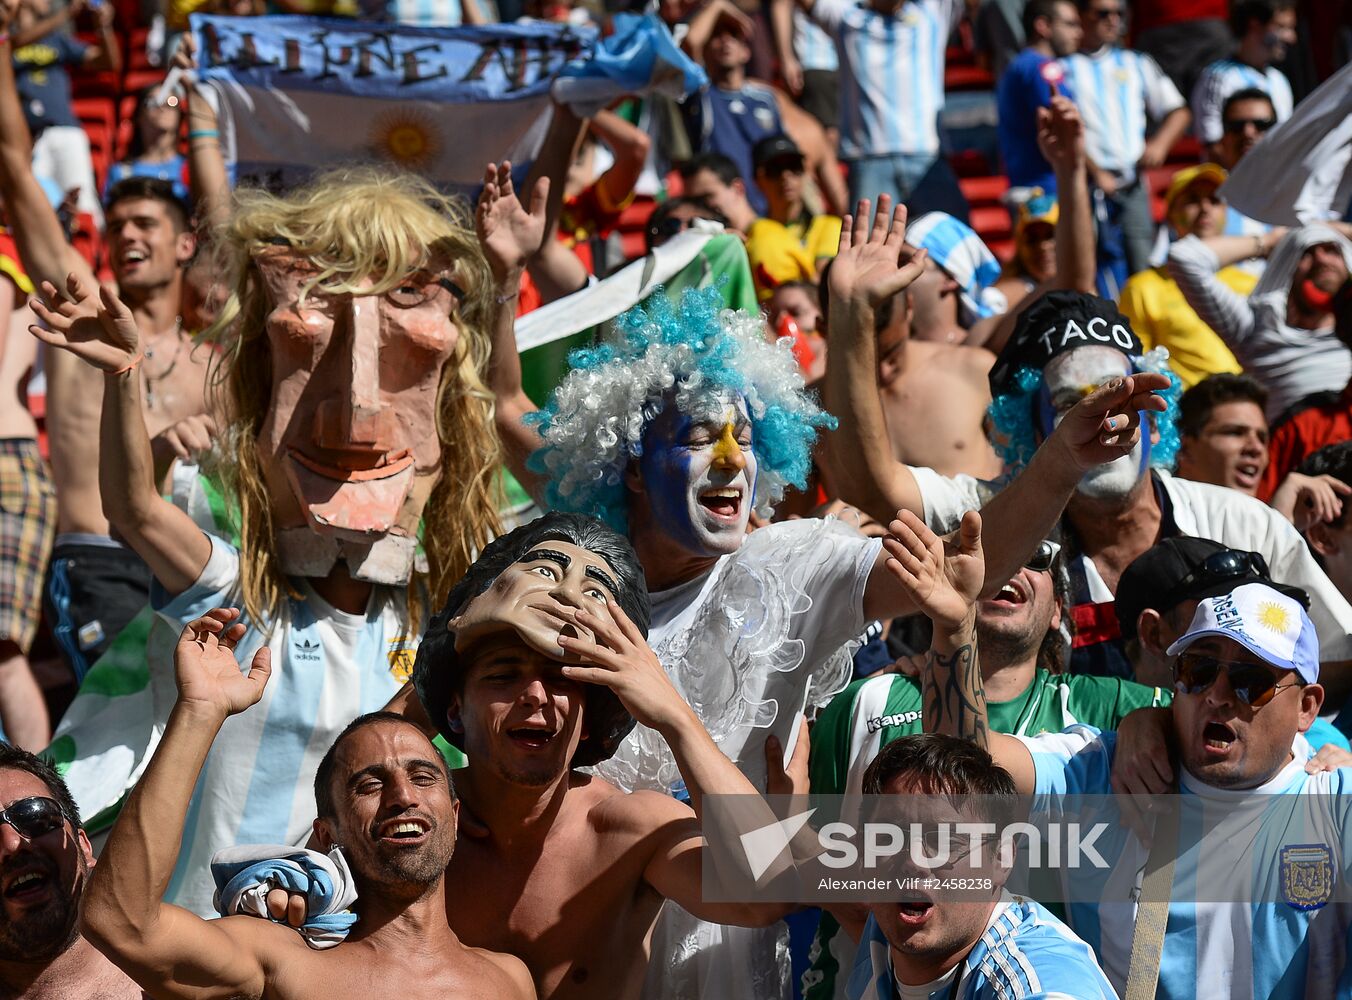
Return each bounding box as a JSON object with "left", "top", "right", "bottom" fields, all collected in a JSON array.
[{"left": 189, "top": 13, "right": 704, "bottom": 189}]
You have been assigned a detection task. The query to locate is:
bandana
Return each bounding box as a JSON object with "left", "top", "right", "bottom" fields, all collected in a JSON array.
[{"left": 989, "top": 290, "right": 1142, "bottom": 395}]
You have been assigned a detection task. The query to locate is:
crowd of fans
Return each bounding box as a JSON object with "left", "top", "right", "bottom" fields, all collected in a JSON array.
[{"left": 2, "top": 0, "right": 1352, "bottom": 998}]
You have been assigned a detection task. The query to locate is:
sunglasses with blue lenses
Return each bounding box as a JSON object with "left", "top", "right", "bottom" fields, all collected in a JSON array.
[{"left": 1174, "top": 651, "right": 1301, "bottom": 708}]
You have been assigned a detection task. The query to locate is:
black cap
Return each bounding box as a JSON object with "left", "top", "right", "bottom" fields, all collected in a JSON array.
[
  {"left": 1115, "top": 536, "right": 1309, "bottom": 642},
  {"left": 989, "top": 290, "right": 1143, "bottom": 396},
  {"left": 753, "top": 134, "right": 805, "bottom": 172}
]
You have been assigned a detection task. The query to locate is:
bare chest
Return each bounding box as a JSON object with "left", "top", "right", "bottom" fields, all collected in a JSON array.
[{"left": 139, "top": 337, "right": 212, "bottom": 436}]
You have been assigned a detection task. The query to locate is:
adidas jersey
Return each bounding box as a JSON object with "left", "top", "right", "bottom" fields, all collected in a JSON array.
[
  {"left": 1191, "top": 60, "right": 1294, "bottom": 144},
  {"left": 847, "top": 895, "right": 1117, "bottom": 999},
  {"left": 1059, "top": 46, "right": 1184, "bottom": 178},
  {"left": 151, "top": 534, "right": 417, "bottom": 916},
  {"left": 1020, "top": 725, "right": 1352, "bottom": 999}
]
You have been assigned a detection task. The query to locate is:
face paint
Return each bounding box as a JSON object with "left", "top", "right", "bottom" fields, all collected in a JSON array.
[
  {"left": 452, "top": 541, "right": 621, "bottom": 658},
  {"left": 252, "top": 248, "right": 462, "bottom": 584},
  {"left": 637, "top": 393, "right": 759, "bottom": 559},
  {"left": 1043, "top": 347, "right": 1146, "bottom": 501}
]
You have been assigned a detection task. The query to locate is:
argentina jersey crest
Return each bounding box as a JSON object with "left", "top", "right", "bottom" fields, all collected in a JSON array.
[{"left": 1280, "top": 844, "right": 1334, "bottom": 912}]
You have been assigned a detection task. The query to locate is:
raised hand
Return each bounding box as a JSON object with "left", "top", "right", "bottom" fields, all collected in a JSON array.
[
  {"left": 475, "top": 160, "right": 549, "bottom": 283},
  {"left": 883, "top": 510, "right": 984, "bottom": 632},
  {"left": 827, "top": 196, "right": 929, "bottom": 313},
  {"left": 1050, "top": 372, "right": 1171, "bottom": 472},
  {"left": 1036, "top": 95, "right": 1085, "bottom": 174},
  {"left": 556, "top": 601, "right": 691, "bottom": 734},
  {"left": 0, "top": 0, "right": 17, "bottom": 35},
  {"left": 28, "top": 272, "right": 140, "bottom": 372},
  {"left": 173, "top": 608, "right": 272, "bottom": 719}
]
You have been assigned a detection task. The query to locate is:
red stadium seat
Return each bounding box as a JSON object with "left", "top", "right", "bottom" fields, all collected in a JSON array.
[
  {"left": 958, "top": 174, "right": 1009, "bottom": 207},
  {"left": 968, "top": 204, "right": 1012, "bottom": 244}
]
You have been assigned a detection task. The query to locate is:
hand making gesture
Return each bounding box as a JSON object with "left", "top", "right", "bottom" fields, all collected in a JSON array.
[
  {"left": 883, "top": 510, "right": 985, "bottom": 633},
  {"left": 1052, "top": 373, "right": 1172, "bottom": 472},
  {"left": 475, "top": 160, "right": 549, "bottom": 283},
  {"left": 173, "top": 608, "right": 272, "bottom": 720},
  {"left": 1036, "top": 94, "right": 1086, "bottom": 175},
  {"left": 28, "top": 272, "right": 140, "bottom": 373},
  {"left": 828, "top": 195, "right": 928, "bottom": 314}
]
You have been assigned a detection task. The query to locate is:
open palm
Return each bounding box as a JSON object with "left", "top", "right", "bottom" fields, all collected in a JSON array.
[
  {"left": 173, "top": 608, "right": 272, "bottom": 718},
  {"left": 883, "top": 510, "right": 984, "bottom": 631},
  {"left": 28, "top": 273, "right": 140, "bottom": 373},
  {"left": 827, "top": 195, "right": 928, "bottom": 312},
  {"left": 475, "top": 160, "right": 548, "bottom": 281}
]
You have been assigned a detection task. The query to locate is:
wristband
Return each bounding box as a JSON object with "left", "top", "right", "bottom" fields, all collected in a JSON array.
[
  {"left": 188, "top": 129, "right": 219, "bottom": 141},
  {"left": 1253, "top": 233, "right": 1265, "bottom": 257},
  {"left": 0, "top": 34, "right": 10, "bottom": 45},
  {"left": 109, "top": 354, "right": 142, "bottom": 375}
]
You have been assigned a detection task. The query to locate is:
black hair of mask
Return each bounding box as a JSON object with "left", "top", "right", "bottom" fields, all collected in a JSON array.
[{"left": 988, "top": 291, "right": 1143, "bottom": 397}]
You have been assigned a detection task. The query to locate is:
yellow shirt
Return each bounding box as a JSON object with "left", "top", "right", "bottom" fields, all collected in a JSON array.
[
  {"left": 745, "top": 214, "right": 842, "bottom": 301},
  {"left": 1119, "top": 265, "right": 1257, "bottom": 388}
]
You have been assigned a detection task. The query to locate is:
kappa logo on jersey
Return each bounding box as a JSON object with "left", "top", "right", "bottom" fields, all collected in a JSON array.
[
  {"left": 1280, "top": 844, "right": 1333, "bottom": 911},
  {"left": 866, "top": 710, "right": 922, "bottom": 733},
  {"left": 293, "top": 638, "right": 322, "bottom": 662}
]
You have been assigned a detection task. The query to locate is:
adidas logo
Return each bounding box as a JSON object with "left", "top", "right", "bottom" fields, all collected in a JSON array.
[{"left": 294, "top": 638, "right": 321, "bottom": 662}]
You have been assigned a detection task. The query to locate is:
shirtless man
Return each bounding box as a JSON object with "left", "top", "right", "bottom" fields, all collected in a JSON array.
[
  {"left": 81, "top": 607, "right": 535, "bottom": 1000},
  {"left": 0, "top": 0, "right": 209, "bottom": 680},
  {"left": 253, "top": 513, "right": 804, "bottom": 1000},
  {"left": 0, "top": 744, "right": 139, "bottom": 999}
]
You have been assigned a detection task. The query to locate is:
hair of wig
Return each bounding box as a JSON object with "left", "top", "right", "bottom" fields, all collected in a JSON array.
[
  {"left": 525, "top": 285, "right": 836, "bottom": 532},
  {"left": 413, "top": 512, "right": 649, "bottom": 768},
  {"left": 986, "top": 346, "right": 1182, "bottom": 472},
  {"left": 200, "top": 167, "right": 502, "bottom": 626}
]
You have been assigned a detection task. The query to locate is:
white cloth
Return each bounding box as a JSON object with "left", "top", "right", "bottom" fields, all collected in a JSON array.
[
  {"left": 1222, "top": 59, "right": 1352, "bottom": 227},
  {"left": 1167, "top": 229, "right": 1352, "bottom": 418},
  {"left": 30, "top": 124, "right": 103, "bottom": 227},
  {"left": 913, "top": 466, "right": 1352, "bottom": 663},
  {"left": 592, "top": 517, "right": 880, "bottom": 1000}
]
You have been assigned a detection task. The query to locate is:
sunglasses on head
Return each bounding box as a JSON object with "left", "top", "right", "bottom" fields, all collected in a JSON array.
[
  {"left": 1174, "top": 651, "right": 1301, "bottom": 708},
  {"left": 1223, "top": 117, "right": 1276, "bottom": 134},
  {"left": 0, "top": 796, "right": 67, "bottom": 839},
  {"left": 1024, "top": 539, "right": 1061, "bottom": 574}
]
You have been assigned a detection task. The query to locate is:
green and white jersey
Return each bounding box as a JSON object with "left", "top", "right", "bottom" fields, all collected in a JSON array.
[{"left": 802, "top": 668, "right": 1171, "bottom": 1000}]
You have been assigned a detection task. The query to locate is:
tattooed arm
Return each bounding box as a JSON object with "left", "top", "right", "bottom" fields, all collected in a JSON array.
[{"left": 882, "top": 510, "right": 1037, "bottom": 793}]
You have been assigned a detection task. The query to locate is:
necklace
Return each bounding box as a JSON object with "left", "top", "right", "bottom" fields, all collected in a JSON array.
[{"left": 141, "top": 316, "right": 185, "bottom": 411}]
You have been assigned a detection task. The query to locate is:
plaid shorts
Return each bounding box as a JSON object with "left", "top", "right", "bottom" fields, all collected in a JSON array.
[{"left": 0, "top": 439, "right": 56, "bottom": 652}]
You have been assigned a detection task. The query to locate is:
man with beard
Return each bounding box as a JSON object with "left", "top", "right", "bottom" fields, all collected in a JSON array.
[
  {"left": 901, "top": 509, "right": 1352, "bottom": 999},
  {"left": 801, "top": 536, "right": 1169, "bottom": 999},
  {"left": 0, "top": 0, "right": 211, "bottom": 680},
  {"left": 0, "top": 745, "right": 139, "bottom": 999},
  {"left": 80, "top": 606, "right": 535, "bottom": 1000},
  {"left": 1168, "top": 223, "right": 1352, "bottom": 419}
]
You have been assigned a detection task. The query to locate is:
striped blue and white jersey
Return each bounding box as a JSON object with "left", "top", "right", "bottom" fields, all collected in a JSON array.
[
  {"left": 1019, "top": 724, "right": 1352, "bottom": 1000},
  {"left": 1060, "top": 46, "right": 1184, "bottom": 180},
  {"left": 152, "top": 535, "right": 416, "bottom": 917},
  {"left": 1191, "top": 59, "right": 1294, "bottom": 144},
  {"left": 847, "top": 895, "right": 1118, "bottom": 999},
  {"left": 794, "top": 9, "right": 839, "bottom": 72},
  {"left": 809, "top": 0, "right": 960, "bottom": 159}
]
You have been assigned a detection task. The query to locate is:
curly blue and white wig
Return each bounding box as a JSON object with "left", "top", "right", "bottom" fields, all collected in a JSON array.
[
  {"left": 987, "top": 346, "right": 1183, "bottom": 472},
  {"left": 526, "top": 286, "right": 836, "bottom": 533}
]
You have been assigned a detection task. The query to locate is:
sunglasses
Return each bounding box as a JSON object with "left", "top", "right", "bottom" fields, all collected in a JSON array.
[
  {"left": 1174, "top": 651, "right": 1301, "bottom": 708},
  {"left": 1223, "top": 117, "right": 1277, "bottom": 134},
  {"left": 1161, "top": 550, "right": 1269, "bottom": 609},
  {"left": 0, "top": 796, "right": 67, "bottom": 839},
  {"left": 1024, "top": 539, "right": 1061, "bottom": 574},
  {"left": 1090, "top": 7, "right": 1123, "bottom": 17}
]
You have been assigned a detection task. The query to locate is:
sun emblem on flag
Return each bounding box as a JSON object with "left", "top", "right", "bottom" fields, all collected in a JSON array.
[
  {"left": 370, "top": 109, "right": 440, "bottom": 171},
  {"left": 1257, "top": 601, "right": 1291, "bottom": 634}
]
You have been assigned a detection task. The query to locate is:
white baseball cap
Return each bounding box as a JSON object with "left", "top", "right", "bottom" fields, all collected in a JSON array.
[{"left": 1166, "top": 582, "right": 1319, "bottom": 684}]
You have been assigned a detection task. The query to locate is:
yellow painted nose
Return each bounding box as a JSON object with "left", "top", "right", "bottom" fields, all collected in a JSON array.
[{"left": 711, "top": 422, "right": 745, "bottom": 469}]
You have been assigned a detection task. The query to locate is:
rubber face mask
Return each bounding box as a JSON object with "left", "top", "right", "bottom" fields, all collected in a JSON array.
[
  {"left": 636, "top": 392, "right": 759, "bottom": 559},
  {"left": 451, "top": 542, "right": 622, "bottom": 657},
  {"left": 1043, "top": 346, "right": 1148, "bottom": 501},
  {"left": 252, "top": 247, "right": 462, "bottom": 585}
]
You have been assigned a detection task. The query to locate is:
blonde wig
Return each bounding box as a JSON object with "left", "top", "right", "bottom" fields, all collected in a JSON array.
[{"left": 203, "top": 167, "right": 502, "bottom": 627}]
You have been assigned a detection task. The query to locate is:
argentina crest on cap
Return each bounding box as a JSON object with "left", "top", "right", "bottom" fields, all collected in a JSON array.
[{"left": 1280, "top": 844, "right": 1334, "bottom": 911}]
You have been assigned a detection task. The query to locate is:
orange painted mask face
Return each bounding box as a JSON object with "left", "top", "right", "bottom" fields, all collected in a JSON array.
[{"left": 253, "top": 247, "right": 463, "bottom": 583}]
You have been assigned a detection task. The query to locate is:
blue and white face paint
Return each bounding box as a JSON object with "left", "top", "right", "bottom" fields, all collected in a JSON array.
[
  {"left": 1042, "top": 346, "right": 1149, "bottom": 501},
  {"left": 637, "top": 392, "right": 759, "bottom": 559}
]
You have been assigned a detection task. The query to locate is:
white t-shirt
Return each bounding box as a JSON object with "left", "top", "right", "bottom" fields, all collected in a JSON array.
[
  {"left": 151, "top": 535, "right": 417, "bottom": 916},
  {"left": 592, "top": 517, "right": 881, "bottom": 1000}
]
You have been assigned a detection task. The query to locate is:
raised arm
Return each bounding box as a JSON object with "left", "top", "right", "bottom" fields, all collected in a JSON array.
[
  {"left": 0, "top": 1, "right": 96, "bottom": 294},
  {"left": 175, "top": 36, "right": 232, "bottom": 231},
  {"left": 768, "top": 0, "right": 803, "bottom": 95},
  {"left": 558, "top": 602, "right": 799, "bottom": 926},
  {"left": 881, "top": 509, "right": 1036, "bottom": 793},
  {"left": 28, "top": 276, "right": 212, "bottom": 594},
  {"left": 83, "top": 0, "right": 121, "bottom": 73},
  {"left": 82, "top": 609, "right": 274, "bottom": 1000},
  {"left": 1166, "top": 232, "right": 1270, "bottom": 348},
  {"left": 521, "top": 105, "right": 590, "bottom": 305},
  {"left": 680, "top": 0, "right": 754, "bottom": 64},
  {"left": 475, "top": 161, "right": 549, "bottom": 504}
]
